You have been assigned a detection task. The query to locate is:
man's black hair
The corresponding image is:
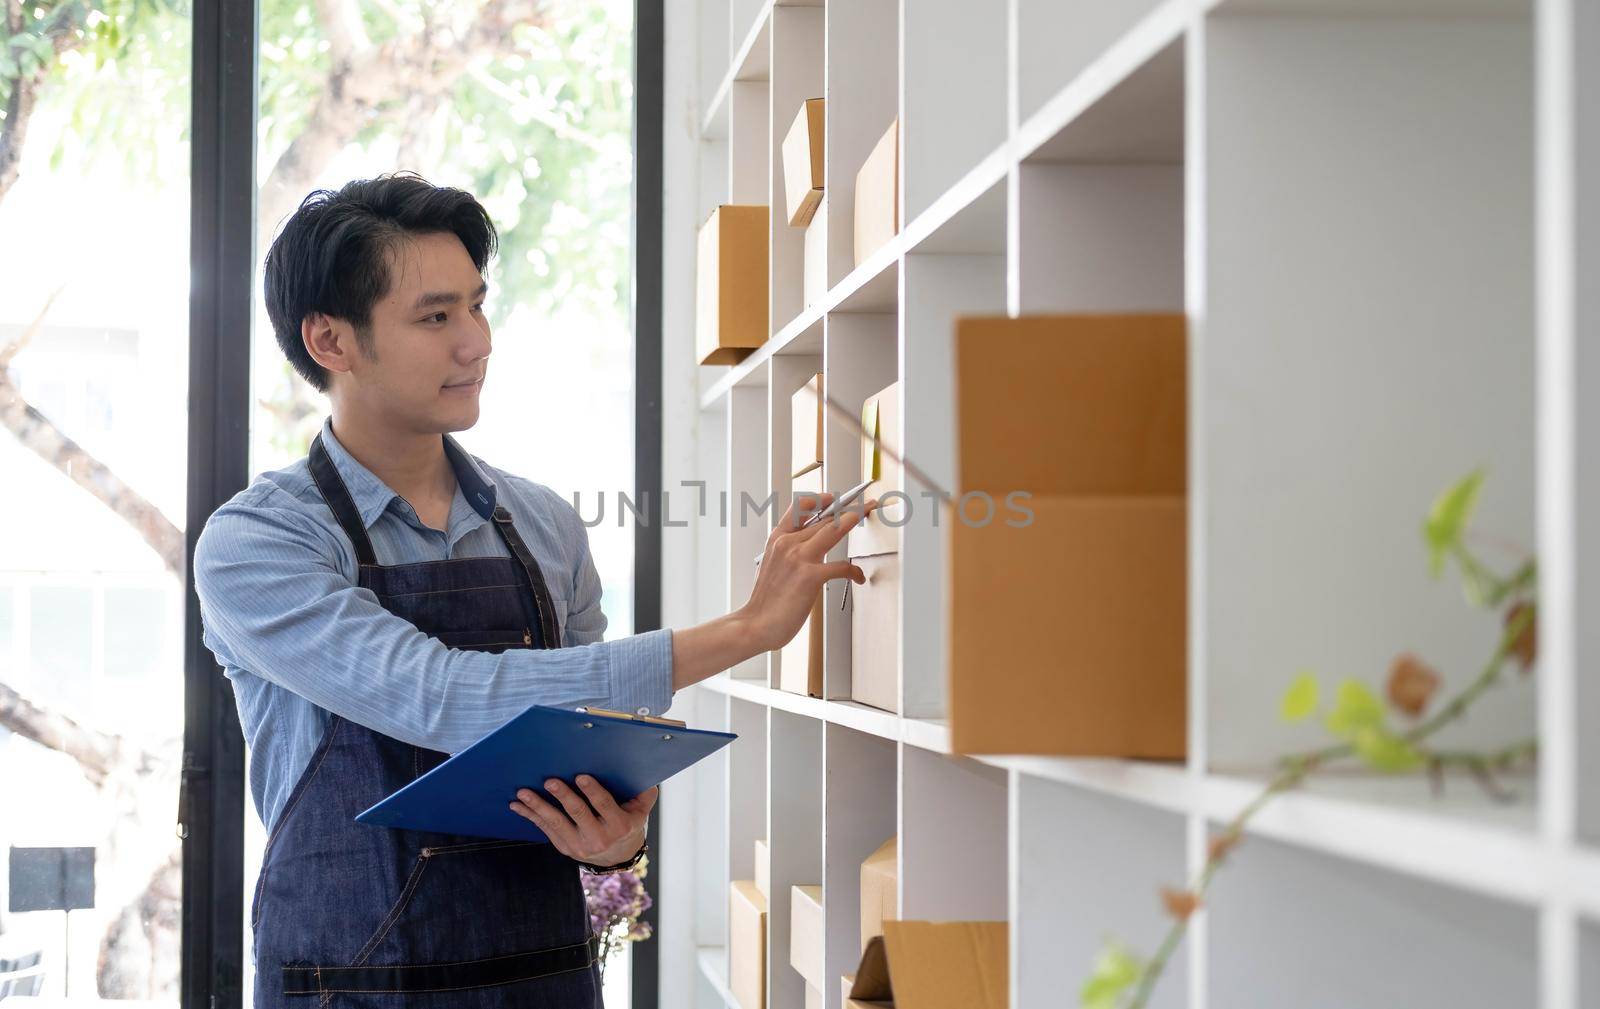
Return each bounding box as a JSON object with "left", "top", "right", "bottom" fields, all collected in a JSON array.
[{"left": 263, "top": 173, "right": 499, "bottom": 392}]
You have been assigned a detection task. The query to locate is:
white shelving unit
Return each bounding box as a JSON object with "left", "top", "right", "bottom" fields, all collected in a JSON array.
[{"left": 654, "top": 1, "right": 1598, "bottom": 1007}]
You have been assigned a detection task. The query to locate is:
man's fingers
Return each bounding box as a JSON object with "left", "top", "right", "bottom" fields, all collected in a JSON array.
[
  {"left": 574, "top": 774, "right": 625, "bottom": 825},
  {"left": 621, "top": 786, "right": 659, "bottom": 817},
  {"left": 818, "top": 561, "right": 866, "bottom": 585},
  {"left": 510, "top": 790, "right": 579, "bottom": 848},
  {"left": 799, "top": 506, "right": 865, "bottom": 555},
  {"left": 542, "top": 778, "right": 598, "bottom": 830},
  {"left": 782, "top": 491, "right": 833, "bottom": 532}
]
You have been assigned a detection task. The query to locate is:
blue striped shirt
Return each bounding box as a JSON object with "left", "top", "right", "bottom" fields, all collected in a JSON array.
[{"left": 194, "top": 418, "right": 674, "bottom": 830}]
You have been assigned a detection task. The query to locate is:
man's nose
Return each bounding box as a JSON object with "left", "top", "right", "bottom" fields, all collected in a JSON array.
[{"left": 456, "top": 316, "right": 492, "bottom": 362}]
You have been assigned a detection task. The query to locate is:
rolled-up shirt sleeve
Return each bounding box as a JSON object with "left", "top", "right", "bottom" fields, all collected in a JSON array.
[{"left": 194, "top": 501, "right": 675, "bottom": 754}]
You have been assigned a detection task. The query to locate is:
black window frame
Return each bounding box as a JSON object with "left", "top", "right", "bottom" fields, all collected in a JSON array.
[{"left": 179, "top": 1, "right": 667, "bottom": 1005}]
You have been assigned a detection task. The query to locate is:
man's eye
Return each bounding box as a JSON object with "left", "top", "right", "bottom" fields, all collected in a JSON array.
[
  {"left": 471, "top": 302, "right": 486, "bottom": 314},
  {"left": 424, "top": 312, "right": 447, "bottom": 324}
]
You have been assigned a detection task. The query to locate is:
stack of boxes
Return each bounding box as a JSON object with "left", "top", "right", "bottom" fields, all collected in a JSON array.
[{"left": 946, "top": 314, "right": 1188, "bottom": 758}]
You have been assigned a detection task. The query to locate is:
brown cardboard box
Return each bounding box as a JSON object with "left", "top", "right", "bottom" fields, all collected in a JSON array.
[
  {"left": 859, "top": 836, "right": 898, "bottom": 953},
  {"left": 948, "top": 315, "right": 1187, "bottom": 758},
  {"left": 845, "top": 922, "right": 1008, "bottom": 1009},
  {"left": 842, "top": 974, "right": 893, "bottom": 1009},
  {"left": 754, "top": 839, "right": 770, "bottom": 900},
  {"left": 854, "top": 119, "right": 898, "bottom": 266},
  {"left": 848, "top": 551, "right": 899, "bottom": 713},
  {"left": 791, "top": 373, "right": 824, "bottom": 478},
  {"left": 780, "top": 469, "right": 826, "bottom": 698},
  {"left": 782, "top": 99, "right": 825, "bottom": 228},
  {"left": 804, "top": 196, "right": 827, "bottom": 308},
  {"left": 729, "top": 880, "right": 768, "bottom": 1009},
  {"left": 847, "top": 381, "right": 903, "bottom": 558},
  {"left": 789, "top": 884, "right": 825, "bottom": 992},
  {"left": 697, "top": 205, "right": 770, "bottom": 366}
]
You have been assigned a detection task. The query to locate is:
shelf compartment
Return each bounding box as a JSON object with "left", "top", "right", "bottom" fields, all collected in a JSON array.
[
  {"left": 901, "top": 0, "right": 1007, "bottom": 225},
  {"left": 690, "top": 690, "right": 734, "bottom": 951},
  {"left": 768, "top": 708, "right": 824, "bottom": 1009},
  {"left": 1013, "top": 777, "right": 1187, "bottom": 1009},
  {"left": 822, "top": 310, "right": 897, "bottom": 706},
  {"left": 770, "top": 6, "right": 825, "bottom": 337},
  {"left": 1200, "top": 11, "right": 1537, "bottom": 769},
  {"left": 900, "top": 748, "right": 1008, "bottom": 922},
  {"left": 899, "top": 231, "right": 1006, "bottom": 723},
  {"left": 727, "top": 381, "right": 771, "bottom": 680},
  {"left": 822, "top": 0, "right": 898, "bottom": 296},
  {"left": 1016, "top": 0, "right": 1174, "bottom": 127},
  {"left": 821, "top": 723, "right": 897, "bottom": 1000},
  {"left": 1207, "top": 836, "right": 1537, "bottom": 1008},
  {"left": 1015, "top": 39, "right": 1183, "bottom": 315}
]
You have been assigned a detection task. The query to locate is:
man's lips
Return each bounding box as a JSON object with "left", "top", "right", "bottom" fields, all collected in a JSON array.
[{"left": 442, "top": 378, "right": 484, "bottom": 393}]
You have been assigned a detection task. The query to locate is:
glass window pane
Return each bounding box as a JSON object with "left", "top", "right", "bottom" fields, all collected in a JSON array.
[
  {"left": 103, "top": 586, "right": 171, "bottom": 679},
  {"left": 0, "top": 1, "right": 189, "bottom": 999}
]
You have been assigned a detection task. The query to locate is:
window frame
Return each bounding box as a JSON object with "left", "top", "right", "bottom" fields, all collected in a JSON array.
[{"left": 178, "top": 2, "right": 666, "bottom": 1006}]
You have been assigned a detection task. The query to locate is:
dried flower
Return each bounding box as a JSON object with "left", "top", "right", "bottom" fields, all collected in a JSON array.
[
  {"left": 1385, "top": 653, "right": 1441, "bottom": 718},
  {"left": 1206, "top": 831, "right": 1242, "bottom": 865},
  {"left": 1506, "top": 601, "right": 1536, "bottom": 672},
  {"left": 1159, "top": 887, "right": 1200, "bottom": 921},
  {"left": 581, "top": 856, "right": 654, "bottom": 980}
]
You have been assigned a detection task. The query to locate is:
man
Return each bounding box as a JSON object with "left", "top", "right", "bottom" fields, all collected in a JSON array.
[{"left": 194, "top": 174, "right": 864, "bottom": 1007}]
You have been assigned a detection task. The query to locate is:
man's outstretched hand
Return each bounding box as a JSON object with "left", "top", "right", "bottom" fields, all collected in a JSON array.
[{"left": 510, "top": 775, "right": 656, "bottom": 867}]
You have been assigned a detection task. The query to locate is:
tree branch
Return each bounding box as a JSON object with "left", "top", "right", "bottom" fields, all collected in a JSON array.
[
  {"left": 0, "top": 1, "right": 89, "bottom": 204},
  {"left": 0, "top": 371, "right": 184, "bottom": 576},
  {"left": 257, "top": 0, "right": 546, "bottom": 239},
  {"left": 0, "top": 679, "right": 128, "bottom": 787}
]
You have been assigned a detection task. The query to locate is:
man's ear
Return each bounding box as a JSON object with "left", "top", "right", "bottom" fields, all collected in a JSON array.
[{"left": 302, "top": 312, "right": 357, "bottom": 380}]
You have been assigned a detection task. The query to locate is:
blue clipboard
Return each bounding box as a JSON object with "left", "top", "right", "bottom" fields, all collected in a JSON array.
[{"left": 355, "top": 705, "right": 737, "bottom": 843}]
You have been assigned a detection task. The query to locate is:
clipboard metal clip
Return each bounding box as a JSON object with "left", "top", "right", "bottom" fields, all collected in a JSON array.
[{"left": 577, "top": 706, "right": 688, "bottom": 729}]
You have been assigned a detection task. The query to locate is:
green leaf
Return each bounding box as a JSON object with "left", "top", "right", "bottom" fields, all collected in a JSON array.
[
  {"left": 1423, "top": 469, "right": 1486, "bottom": 577},
  {"left": 1352, "top": 726, "right": 1424, "bottom": 773},
  {"left": 1280, "top": 672, "right": 1320, "bottom": 723},
  {"left": 1324, "top": 679, "right": 1386, "bottom": 741},
  {"left": 1081, "top": 941, "right": 1143, "bottom": 1009}
]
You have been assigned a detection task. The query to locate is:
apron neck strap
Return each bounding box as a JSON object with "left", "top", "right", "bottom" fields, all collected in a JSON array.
[
  {"left": 491, "top": 506, "right": 562, "bottom": 650},
  {"left": 307, "top": 433, "right": 379, "bottom": 567}
]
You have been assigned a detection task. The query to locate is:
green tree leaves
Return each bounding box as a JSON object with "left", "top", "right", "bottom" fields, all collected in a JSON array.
[
  {"left": 1424, "top": 468, "right": 1484, "bottom": 578},
  {"left": 1081, "top": 941, "right": 1143, "bottom": 1009},
  {"left": 1279, "top": 672, "right": 1319, "bottom": 723}
]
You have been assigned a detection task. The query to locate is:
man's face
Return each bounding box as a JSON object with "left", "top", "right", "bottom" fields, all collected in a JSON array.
[{"left": 340, "top": 231, "right": 493, "bottom": 433}]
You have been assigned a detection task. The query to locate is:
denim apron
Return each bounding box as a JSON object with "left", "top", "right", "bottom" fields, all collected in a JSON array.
[{"left": 251, "top": 434, "right": 601, "bottom": 1008}]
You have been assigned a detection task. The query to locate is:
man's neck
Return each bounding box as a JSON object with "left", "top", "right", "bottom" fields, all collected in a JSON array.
[{"left": 329, "top": 412, "right": 457, "bottom": 518}]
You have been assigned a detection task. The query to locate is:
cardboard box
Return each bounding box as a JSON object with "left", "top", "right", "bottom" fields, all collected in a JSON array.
[
  {"left": 755, "top": 839, "right": 770, "bottom": 900},
  {"left": 847, "top": 381, "right": 903, "bottom": 558},
  {"left": 782, "top": 98, "right": 825, "bottom": 228},
  {"left": 730, "top": 880, "right": 768, "bottom": 1009},
  {"left": 948, "top": 315, "right": 1187, "bottom": 758},
  {"left": 780, "top": 468, "right": 826, "bottom": 698},
  {"left": 697, "top": 205, "right": 770, "bottom": 366},
  {"left": 849, "top": 551, "right": 899, "bottom": 713},
  {"left": 854, "top": 119, "right": 899, "bottom": 267},
  {"left": 804, "top": 196, "right": 828, "bottom": 308},
  {"left": 846, "top": 922, "right": 1008, "bottom": 1009},
  {"left": 791, "top": 373, "right": 824, "bottom": 478},
  {"left": 789, "top": 884, "right": 825, "bottom": 992},
  {"left": 842, "top": 975, "right": 892, "bottom": 1009},
  {"left": 859, "top": 836, "right": 897, "bottom": 953}
]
